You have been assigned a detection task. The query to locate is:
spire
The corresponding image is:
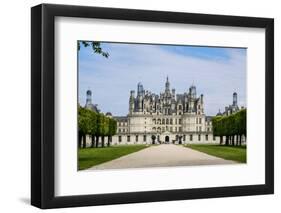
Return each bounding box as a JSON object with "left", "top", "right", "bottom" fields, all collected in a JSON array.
[{"left": 165, "top": 76, "right": 170, "bottom": 92}]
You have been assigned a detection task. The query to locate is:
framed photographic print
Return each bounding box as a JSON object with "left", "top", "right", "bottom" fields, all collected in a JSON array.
[{"left": 31, "top": 3, "right": 274, "bottom": 209}]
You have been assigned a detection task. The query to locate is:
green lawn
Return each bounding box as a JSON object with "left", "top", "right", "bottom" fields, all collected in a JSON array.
[
  {"left": 78, "top": 145, "right": 149, "bottom": 170},
  {"left": 184, "top": 144, "right": 246, "bottom": 163}
]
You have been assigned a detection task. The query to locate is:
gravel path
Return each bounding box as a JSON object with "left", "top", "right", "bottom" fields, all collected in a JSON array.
[{"left": 88, "top": 144, "right": 236, "bottom": 170}]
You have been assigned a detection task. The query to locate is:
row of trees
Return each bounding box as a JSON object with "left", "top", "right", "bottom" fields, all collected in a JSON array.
[
  {"left": 78, "top": 107, "right": 117, "bottom": 148},
  {"left": 212, "top": 109, "right": 246, "bottom": 146}
]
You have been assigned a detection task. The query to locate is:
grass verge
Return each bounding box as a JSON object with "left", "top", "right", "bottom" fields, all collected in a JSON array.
[
  {"left": 78, "top": 145, "right": 149, "bottom": 170},
  {"left": 184, "top": 144, "right": 246, "bottom": 163}
]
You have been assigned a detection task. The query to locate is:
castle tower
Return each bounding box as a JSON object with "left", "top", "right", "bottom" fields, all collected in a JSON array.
[
  {"left": 172, "top": 88, "right": 175, "bottom": 99},
  {"left": 233, "top": 92, "right": 237, "bottom": 106},
  {"left": 190, "top": 85, "right": 196, "bottom": 99},
  {"left": 85, "top": 89, "right": 98, "bottom": 112},
  {"left": 86, "top": 90, "right": 92, "bottom": 105},
  {"left": 129, "top": 90, "right": 135, "bottom": 113},
  {"left": 137, "top": 82, "right": 144, "bottom": 97}
]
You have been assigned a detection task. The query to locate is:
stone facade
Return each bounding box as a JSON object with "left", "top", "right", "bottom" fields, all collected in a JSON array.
[{"left": 111, "top": 77, "right": 219, "bottom": 145}]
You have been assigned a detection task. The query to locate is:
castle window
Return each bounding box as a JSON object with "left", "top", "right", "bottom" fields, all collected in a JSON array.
[
  {"left": 170, "top": 127, "right": 173, "bottom": 132},
  {"left": 162, "top": 119, "right": 165, "bottom": 125},
  {"left": 127, "top": 136, "right": 130, "bottom": 142},
  {"left": 205, "top": 135, "right": 208, "bottom": 141},
  {"left": 183, "top": 135, "right": 186, "bottom": 141},
  {"left": 166, "top": 118, "right": 169, "bottom": 124},
  {"left": 190, "top": 135, "right": 193, "bottom": 141},
  {"left": 179, "top": 105, "right": 182, "bottom": 110},
  {"left": 136, "top": 135, "right": 138, "bottom": 142},
  {"left": 175, "top": 127, "right": 177, "bottom": 132},
  {"left": 179, "top": 127, "right": 182, "bottom": 132},
  {"left": 179, "top": 112, "right": 182, "bottom": 115},
  {"left": 199, "top": 126, "right": 202, "bottom": 132},
  {"left": 198, "top": 134, "right": 201, "bottom": 141},
  {"left": 170, "top": 119, "right": 173, "bottom": 124},
  {"left": 179, "top": 119, "right": 182, "bottom": 124},
  {"left": 143, "top": 135, "right": 146, "bottom": 142},
  {"left": 213, "top": 136, "right": 216, "bottom": 141},
  {"left": 118, "top": 136, "right": 122, "bottom": 142},
  {"left": 118, "top": 128, "right": 121, "bottom": 133},
  {"left": 199, "top": 118, "right": 202, "bottom": 124}
]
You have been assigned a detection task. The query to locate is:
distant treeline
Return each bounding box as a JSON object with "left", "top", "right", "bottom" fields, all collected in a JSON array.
[
  {"left": 212, "top": 109, "right": 246, "bottom": 146},
  {"left": 78, "top": 107, "right": 117, "bottom": 148}
]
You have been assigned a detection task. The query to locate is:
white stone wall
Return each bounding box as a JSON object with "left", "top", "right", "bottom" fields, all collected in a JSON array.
[
  {"left": 83, "top": 134, "right": 246, "bottom": 147},
  {"left": 111, "top": 133, "right": 220, "bottom": 145}
]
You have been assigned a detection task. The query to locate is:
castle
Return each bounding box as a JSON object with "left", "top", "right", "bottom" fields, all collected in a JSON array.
[
  {"left": 106, "top": 77, "right": 221, "bottom": 144},
  {"left": 84, "top": 77, "right": 244, "bottom": 145}
]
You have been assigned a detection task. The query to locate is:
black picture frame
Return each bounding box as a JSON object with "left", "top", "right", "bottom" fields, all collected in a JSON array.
[{"left": 31, "top": 3, "right": 274, "bottom": 209}]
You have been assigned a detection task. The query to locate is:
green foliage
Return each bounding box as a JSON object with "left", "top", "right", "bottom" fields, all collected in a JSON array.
[
  {"left": 78, "top": 41, "right": 109, "bottom": 58},
  {"left": 212, "top": 109, "right": 247, "bottom": 138},
  {"left": 78, "top": 107, "right": 91, "bottom": 135},
  {"left": 108, "top": 119, "right": 117, "bottom": 136},
  {"left": 78, "top": 106, "right": 118, "bottom": 147}
]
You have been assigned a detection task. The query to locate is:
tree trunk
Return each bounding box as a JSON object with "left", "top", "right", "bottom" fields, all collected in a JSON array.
[
  {"left": 239, "top": 134, "right": 242, "bottom": 146},
  {"left": 231, "top": 136, "right": 235, "bottom": 146},
  {"left": 236, "top": 135, "right": 239, "bottom": 146},
  {"left": 91, "top": 135, "right": 95, "bottom": 148},
  {"left": 95, "top": 136, "right": 99, "bottom": 148},
  {"left": 101, "top": 136, "right": 105, "bottom": 148},
  {"left": 225, "top": 136, "right": 229, "bottom": 146},
  {"left": 220, "top": 136, "right": 223, "bottom": 145},
  {"left": 78, "top": 132, "right": 82, "bottom": 148},
  {"left": 107, "top": 136, "right": 111, "bottom": 147},
  {"left": 82, "top": 134, "right": 86, "bottom": 148}
]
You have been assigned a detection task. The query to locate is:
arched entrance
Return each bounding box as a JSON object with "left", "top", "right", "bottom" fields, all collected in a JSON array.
[{"left": 165, "top": 136, "right": 169, "bottom": 143}]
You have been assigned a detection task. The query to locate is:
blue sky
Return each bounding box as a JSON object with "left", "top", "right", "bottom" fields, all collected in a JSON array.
[{"left": 78, "top": 42, "right": 246, "bottom": 116}]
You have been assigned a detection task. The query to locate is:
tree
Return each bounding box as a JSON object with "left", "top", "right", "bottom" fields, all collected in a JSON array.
[
  {"left": 236, "top": 109, "right": 246, "bottom": 145},
  {"left": 107, "top": 118, "right": 117, "bottom": 146},
  {"left": 95, "top": 113, "right": 101, "bottom": 148},
  {"left": 97, "top": 115, "right": 110, "bottom": 148},
  {"left": 212, "top": 116, "right": 224, "bottom": 145},
  {"left": 89, "top": 111, "right": 98, "bottom": 148},
  {"left": 212, "top": 109, "right": 247, "bottom": 146},
  {"left": 78, "top": 41, "right": 109, "bottom": 58},
  {"left": 78, "top": 107, "right": 91, "bottom": 148}
]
